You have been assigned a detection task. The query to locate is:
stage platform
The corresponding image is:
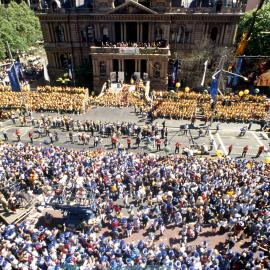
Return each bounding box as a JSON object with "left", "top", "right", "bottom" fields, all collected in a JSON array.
[{"left": 0, "top": 205, "right": 35, "bottom": 225}]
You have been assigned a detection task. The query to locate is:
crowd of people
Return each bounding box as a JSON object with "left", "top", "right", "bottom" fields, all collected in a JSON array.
[
  {"left": 0, "top": 86, "right": 87, "bottom": 114},
  {"left": 92, "top": 88, "right": 270, "bottom": 123},
  {"left": 0, "top": 143, "right": 269, "bottom": 269},
  {"left": 36, "top": 86, "right": 87, "bottom": 94},
  {"left": 99, "top": 41, "right": 168, "bottom": 49},
  {"left": 201, "top": 95, "right": 269, "bottom": 123},
  {"left": 93, "top": 90, "right": 149, "bottom": 113}
]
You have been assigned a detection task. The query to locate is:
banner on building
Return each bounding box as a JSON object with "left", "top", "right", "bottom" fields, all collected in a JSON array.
[
  {"left": 118, "top": 71, "right": 124, "bottom": 82},
  {"left": 110, "top": 72, "right": 116, "bottom": 82}
]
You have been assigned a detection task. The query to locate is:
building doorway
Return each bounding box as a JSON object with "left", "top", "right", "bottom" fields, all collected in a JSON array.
[
  {"left": 124, "top": 59, "right": 135, "bottom": 82},
  {"left": 113, "top": 59, "right": 119, "bottom": 82},
  {"left": 141, "top": 59, "right": 147, "bottom": 79},
  {"left": 126, "top": 22, "right": 137, "bottom": 43}
]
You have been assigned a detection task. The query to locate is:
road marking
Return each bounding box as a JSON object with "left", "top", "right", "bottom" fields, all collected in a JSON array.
[
  {"left": 0, "top": 125, "right": 14, "bottom": 132},
  {"left": 261, "top": 132, "right": 269, "bottom": 140},
  {"left": 250, "top": 131, "right": 264, "bottom": 146},
  {"left": 209, "top": 130, "right": 217, "bottom": 151},
  {"left": 216, "top": 133, "right": 228, "bottom": 155}
]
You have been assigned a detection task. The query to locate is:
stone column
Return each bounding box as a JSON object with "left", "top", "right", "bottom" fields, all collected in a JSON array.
[
  {"left": 112, "top": 23, "right": 115, "bottom": 43},
  {"left": 120, "top": 59, "right": 124, "bottom": 71},
  {"left": 219, "top": 24, "right": 226, "bottom": 45},
  {"left": 124, "top": 23, "right": 127, "bottom": 41},
  {"left": 148, "top": 23, "right": 152, "bottom": 43},
  {"left": 106, "top": 60, "right": 110, "bottom": 77},
  {"left": 138, "top": 59, "right": 141, "bottom": 73},
  {"left": 148, "top": 60, "right": 152, "bottom": 77},
  {"left": 92, "top": 59, "right": 97, "bottom": 76},
  {"left": 140, "top": 23, "right": 143, "bottom": 43},
  {"left": 204, "top": 23, "right": 209, "bottom": 42},
  {"left": 137, "top": 23, "right": 140, "bottom": 43},
  {"left": 120, "top": 23, "right": 123, "bottom": 41},
  {"left": 50, "top": 23, "right": 55, "bottom": 43}
]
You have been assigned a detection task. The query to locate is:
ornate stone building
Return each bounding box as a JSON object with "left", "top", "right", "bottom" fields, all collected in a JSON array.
[{"left": 37, "top": 0, "right": 245, "bottom": 92}]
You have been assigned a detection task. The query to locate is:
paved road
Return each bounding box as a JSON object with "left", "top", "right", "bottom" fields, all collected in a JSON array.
[{"left": 0, "top": 107, "right": 269, "bottom": 161}]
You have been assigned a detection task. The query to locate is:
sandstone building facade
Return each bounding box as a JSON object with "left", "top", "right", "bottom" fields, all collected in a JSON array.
[{"left": 37, "top": 0, "right": 245, "bottom": 92}]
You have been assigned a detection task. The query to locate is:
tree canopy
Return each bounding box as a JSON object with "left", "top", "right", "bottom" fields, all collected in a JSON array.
[
  {"left": 238, "top": 2, "right": 270, "bottom": 56},
  {"left": 0, "top": 1, "right": 42, "bottom": 59}
]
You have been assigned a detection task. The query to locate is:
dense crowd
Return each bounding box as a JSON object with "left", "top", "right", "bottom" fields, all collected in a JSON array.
[
  {"left": 93, "top": 90, "right": 149, "bottom": 113},
  {"left": 92, "top": 89, "right": 270, "bottom": 123},
  {"left": 100, "top": 41, "right": 167, "bottom": 48},
  {"left": 0, "top": 143, "right": 270, "bottom": 269},
  {"left": 0, "top": 86, "right": 87, "bottom": 114},
  {"left": 36, "top": 86, "right": 87, "bottom": 94}
]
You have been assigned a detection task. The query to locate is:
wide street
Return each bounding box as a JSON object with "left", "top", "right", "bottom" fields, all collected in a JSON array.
[
  {"left": 0, "top": 106, "right": 269, "bottom": 161},
  {"left": 1, "top": 106, "right": 269, "bottom": 254}
]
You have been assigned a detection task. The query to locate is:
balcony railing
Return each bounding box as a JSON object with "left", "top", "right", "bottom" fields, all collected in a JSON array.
[
  {"left": 36, "top": 5, "right": 244, "bottom": 15},
  {"left": 90, "top": 46, "right": 170, "bottom": 55}
]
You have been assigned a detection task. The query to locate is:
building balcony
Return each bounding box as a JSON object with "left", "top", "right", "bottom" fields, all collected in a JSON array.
[
  {"left": 36, "top": 4, "right": 245, "bottom": 15},
  {"left": 89, "top": 46, "right": 171, "bottom": 56}
]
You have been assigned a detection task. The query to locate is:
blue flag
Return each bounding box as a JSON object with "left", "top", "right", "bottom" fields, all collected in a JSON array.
[
  {"left": 210, "top": 71, "right": 220, "bottom": 100},
  {"left": 14, "top": 61, "right": 24, "bottom": 81},
  {"left": 172, "top": 60, "right": 178, "bottom": 84},
  {"left": 7, "top": 64, "right": 21, "bottom": 92},
  {"left": 232, "top": 58, "right": 243, "bottom": 87}
]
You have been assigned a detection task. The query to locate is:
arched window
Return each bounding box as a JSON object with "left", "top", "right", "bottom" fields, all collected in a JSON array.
[
  {"left": 55, "top": 25, "right": 65, "bottom": 42},
  {"left": 86, "top": 25, "right": 95, "bottom": 42},
  {"left": 52, "top": 1, "right": 58, "bottom": 11},
  {"left": 51, "top": 0, "right": 61, "bottom": 11},
  {"left": 210, "top": 27, "right": 218, "bottom": 42},
  {"left": 153, "top": 63, "right": 161, "bottom": 78},
  {"left": 216, "top": 0, "right": 223, "bottom": 12},
  {"left": 100, "top": 61, "right": 106, "bottom": 76},
  {"left": 114, "top": 0, "right": 124, "bottom": 7}
]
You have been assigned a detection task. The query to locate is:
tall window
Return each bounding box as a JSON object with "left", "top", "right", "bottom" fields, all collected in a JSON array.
[
  {"left": 176, "top": 26, "right": 191, "bottom": 44},
  {"left": 100, "top": 61, "right": 106, "bottom": 76},
  {"left": 86, "top": 25, "right": 95, "bottom": 42},
  {"left": 210, "top": 27, "right": 218, "bottom": 42},
  {"left": 55, "top": 25, "right": 65, "bottom": 42}
]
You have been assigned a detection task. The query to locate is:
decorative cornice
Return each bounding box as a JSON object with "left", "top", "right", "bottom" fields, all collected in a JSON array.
[{"left": 37, "top": 13, "right": 242, "bottom": 23}]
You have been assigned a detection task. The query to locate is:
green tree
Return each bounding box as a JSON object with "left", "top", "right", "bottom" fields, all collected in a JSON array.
[
  {"left": 0, "top": 1, "right": 42, "bottom": 59},
  {"left": 237, "top": 2, "right": 270, "bottom": 55}
]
